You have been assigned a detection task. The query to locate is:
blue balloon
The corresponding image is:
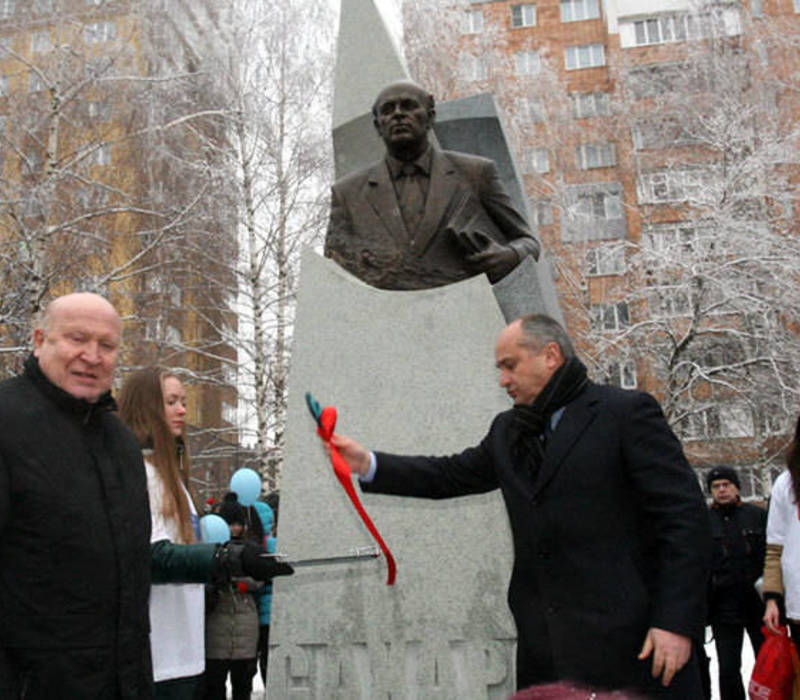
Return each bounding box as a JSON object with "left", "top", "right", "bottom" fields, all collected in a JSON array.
[
  {"left": 200, "top": 514, "right": 230, "bottom": 544},
  {"left": 230, "top": 468, "right": 262, "bottom": 507}
]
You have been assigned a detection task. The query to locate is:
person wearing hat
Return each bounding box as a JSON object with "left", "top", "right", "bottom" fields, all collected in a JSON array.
[
  {"left": 706, "top": 466, "right": 766, "bottom": 699},
  {"left": 202, "top": 493, "right": 263, "bottom": 700}
]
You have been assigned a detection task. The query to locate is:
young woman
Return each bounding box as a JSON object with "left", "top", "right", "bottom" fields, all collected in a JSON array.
[
  {"left": 763, "top": 414, "right": 800, "bottom": 649},
  {"left": 119, "top": 368, "right": 204, "bottom": 699}
]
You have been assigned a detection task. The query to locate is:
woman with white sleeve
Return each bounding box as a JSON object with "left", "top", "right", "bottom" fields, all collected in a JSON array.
[
  {"left": 763, "top": 414, "right": 800, "bottom": 649},
  {"left": 119, "top": 368, "right": 205, "bottom": 699}
]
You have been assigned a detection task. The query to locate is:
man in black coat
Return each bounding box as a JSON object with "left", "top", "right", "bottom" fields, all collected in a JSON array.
[
  {"left": 332, "top": 314, "right": 710, "bottom": 696},
  {"left": 0, "top": 293, "right": 291, "bottom": 699},
  {"left": 706, "top": 466, "right": 766, "bottom": 700},
  {"left": 324, "top": 80, "right": 540, "bottom": 290}
]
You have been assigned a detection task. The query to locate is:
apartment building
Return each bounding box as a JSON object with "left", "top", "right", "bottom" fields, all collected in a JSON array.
[
  {"left": 0, "top": 0, "right": 242, "bottom": 498},
  {"left": 443, "top": 0, "right": 800, "bottom": 496}
]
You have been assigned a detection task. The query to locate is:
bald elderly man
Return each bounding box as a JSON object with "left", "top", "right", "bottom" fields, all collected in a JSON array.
[{"left": 0, "top": 294, "right": 290, "bottom": 699}]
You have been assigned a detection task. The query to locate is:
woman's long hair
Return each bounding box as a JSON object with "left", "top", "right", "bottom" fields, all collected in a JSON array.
[
  {"left": 787, "top": 413, "right": 800, "bottom": 506},
  {"left": 118, "top": 368, "right": 196, "bottom": 544}
]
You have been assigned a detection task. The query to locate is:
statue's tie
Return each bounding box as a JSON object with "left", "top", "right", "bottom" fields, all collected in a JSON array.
[{"left": 399, "top": 163, "right": 424, "bottom": 240}]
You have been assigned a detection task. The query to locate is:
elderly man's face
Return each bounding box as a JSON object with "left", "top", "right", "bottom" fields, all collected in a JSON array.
[
  {"left": 33, "top": 294, "right": 121, "bottom": 403},
  {"left": 373, "top": 85, "right": 433, "bottom": 154},
  {"left": 710, "top": 479, "right": 739, "bottom": 506}
]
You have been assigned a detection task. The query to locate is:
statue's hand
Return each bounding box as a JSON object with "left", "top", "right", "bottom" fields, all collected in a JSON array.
[{"left": 466, "top": 239, "right": 519, "bottom": 283}]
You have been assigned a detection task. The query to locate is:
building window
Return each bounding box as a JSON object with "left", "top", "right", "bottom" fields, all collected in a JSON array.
[
  {"left": 85, "top": 0, "right": 104, "bottom": 4},
  {"left": 575, "top": 190, "right": 622, "bottom": 220},
  {"left": 460, "top": 54, "right": 488, "bottom": 82},
  {"left": 85, "top": 57, "right": 114, "bottom": 78},
  {"left": 586, "top": 244, "right": 625, "bottom": 276},
  {"left": 222, "top": 401, "right": 238, "bottom": 426},
  {"left": 462, "top": 10, "right": 484, "bottom": 34},
  {"left": 0, "top": 75, "right": 8, "bottom": 97},
  {"left": 32, "top": 31, "right": 51, "bottom": 53},
  {"left": 561, "top": 0, "right": 599, "bottom": 22},
  {"left": 681, "top": 404, "right": 754, "bottom": 441},
  {"left": 515, "top": 50, "right": 541, "bottom": 76},
  {"left": 605, "top": 361, "right": 637, "bottom": 389},
  {"left": 90, "top": 143, "right": 111, "bottom": 166},
  {"left": 638, "top": 168, "right": 717, "bottom": 204},
  {"left": 531, "top": 199, "right": 553, "bottom": 225},
  {"left": 87, "top": 100, "right": 111, "bottom": 121},
  {"left": 33, "top": 0, "right": 53, "bottom": 14},
  {"left": 511, "top": 4, "right": 537, "bottom": 27},
  {"left": 625, "top": 62, "right": 695, "bottom": 100},
  {"left": 751, "top": 0, "right": 763, "bottom": 16},
  {"left": 576, "top": 142, "right": 616, "bottom": 169},
  {"left": 523, "top": 147, "right": 549, "bottom": 174},
  {"left": 591, "top": 302, "right": 629, "bottom": 332},
  {"left": 629, "top": 14, "right": 712, "bottom": 46},
  {"left": 572, "top": 92, "right": 610, "bottom": 118},
  {"left": 520, "top": 97, "right": 544, "bottom": 123},
  {"left": 651, "top": 284, "right": 691, "bottom": 317},
  {"left": 642, "top": 222, "right": 703, "bottom": 257},
  {"left": 165, "top": 325, "right": 181, "bottom": 346},
  {"left": 84, "top": 21, "right": 116, "bottom": 44},
  {"left": 29, "top": 71, "right": 45, "bottom": 93},
  {"left": 565, "top": 43, "right": 605, "bottom": 70},
  {"left": 632, "top": 117, "right": 700, "bottom": 150},
  {"left": 758, "top": 404, "right": 788, "bottom": 437},
  {"left": 0, "top": 0, "right": 14, "bottom": 19},
  {"left": 795, "top": 0, "right": 800, "bottom": 12}
]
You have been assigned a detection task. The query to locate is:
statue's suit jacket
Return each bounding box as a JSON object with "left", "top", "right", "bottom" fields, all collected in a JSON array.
[
  {"left": 324, "top": 148, "right": 539, "bottom": 290},
  {"left": 364, "top": 383, "right": 710, "bottom": 694}
]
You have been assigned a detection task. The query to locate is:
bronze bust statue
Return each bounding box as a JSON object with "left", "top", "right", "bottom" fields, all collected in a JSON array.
[{"left": 324, "top": 81, "right": 540, "bottom": 290}]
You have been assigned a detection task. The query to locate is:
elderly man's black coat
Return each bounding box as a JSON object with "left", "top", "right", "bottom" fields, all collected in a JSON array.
[{"left": 365, "top": 382, "right": 710, "bottom": 694}]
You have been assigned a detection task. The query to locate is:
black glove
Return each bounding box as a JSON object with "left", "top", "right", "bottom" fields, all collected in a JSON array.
[{"left": 214, "top": 541, "right": 294, "bottom": 583}]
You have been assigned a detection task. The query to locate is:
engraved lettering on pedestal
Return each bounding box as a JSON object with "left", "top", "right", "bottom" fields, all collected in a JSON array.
[{"left": 268, "top": 642, "right": 328, "bottom": 697}]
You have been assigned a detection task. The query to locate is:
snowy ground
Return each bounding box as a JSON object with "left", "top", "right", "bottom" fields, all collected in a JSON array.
[{"left": 238, "top": 627, "right": 755, "bottom": 698}]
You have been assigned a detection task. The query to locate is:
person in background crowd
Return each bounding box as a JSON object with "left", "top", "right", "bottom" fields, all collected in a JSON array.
[
  {"left": 705, "top": 466, "right": 766, "bottom": 700},
  {"left": 763, "top": 414, "right": 800, "bottom": 652},
  {"left": 119, "top": 368, "right": 205, "bottom": 700},
  {"left": 252, "top": 498, "right": 278, "bottom": 685},
  {"left": 202, "top": 495, "right": 262, "bottom": 700}
]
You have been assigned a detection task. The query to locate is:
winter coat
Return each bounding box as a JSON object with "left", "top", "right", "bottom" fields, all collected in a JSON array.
[
  {"left": 708, "top": 501, "right": 766, "bottom": 624},
  {"left": 366, "top": 382, "right": 710, "bottom": 694},
  {"left": 0, "top": 355, "right": 153, "bottom": 699},
  {"left": 252, "top": 501, "right": 275, "bottom": 626},
  {"left": 205, "top": 575, "right": 261, "bottom": 660}
]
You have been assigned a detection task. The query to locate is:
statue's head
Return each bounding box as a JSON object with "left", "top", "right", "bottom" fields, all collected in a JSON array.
[{"left": 372, "top": 81, "right": 435, "bottom": 160}]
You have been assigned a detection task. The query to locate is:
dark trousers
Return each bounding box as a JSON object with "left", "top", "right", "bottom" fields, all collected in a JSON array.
[
  {"left": 202, "top": 658, "right": 256, "bottom": 700},
  {"left": 155, "top": 674, "right": 201, "bottom": 700},
  {"left": 257, "top": 625, "right": 270, "bottom": 684},
  {"left": 712, "top": 620, "right": 763, "bottom": 700}
]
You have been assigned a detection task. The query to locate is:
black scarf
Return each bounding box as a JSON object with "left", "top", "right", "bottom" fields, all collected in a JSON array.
[{"left": 510, "top": 356, "right": 589, "bottom": 483}]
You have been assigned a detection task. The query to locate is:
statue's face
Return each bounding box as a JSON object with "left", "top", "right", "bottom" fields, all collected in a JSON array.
[{"left": 373, "top": 85, "right": 433, "bottom": 154}]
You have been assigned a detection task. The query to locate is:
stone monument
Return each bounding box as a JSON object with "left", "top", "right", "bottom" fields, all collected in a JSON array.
[
  {"left": 267, "top": 1, "right": 563, "bottom": 696},
  {"left": 267, "top": 252, "right": 516, "bottom": 698}
]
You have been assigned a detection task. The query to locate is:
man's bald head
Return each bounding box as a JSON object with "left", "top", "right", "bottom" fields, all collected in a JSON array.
[{"left": 34, "top": 293, "right": 122, "bottom": 402}]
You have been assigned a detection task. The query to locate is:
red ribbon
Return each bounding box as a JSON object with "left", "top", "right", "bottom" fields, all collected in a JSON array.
[{"left": 317, "top": 406, "right": 396, "bottom": 586}]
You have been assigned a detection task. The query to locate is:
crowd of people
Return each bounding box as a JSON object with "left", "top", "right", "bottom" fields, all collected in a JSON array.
[{"left": 0, "top": 291, "right": 798, "bottom": 700}]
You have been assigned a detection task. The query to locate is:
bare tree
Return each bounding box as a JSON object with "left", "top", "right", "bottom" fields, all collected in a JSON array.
[{"left": 171, "top": 0, "right": 334, "bottom": 492}]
